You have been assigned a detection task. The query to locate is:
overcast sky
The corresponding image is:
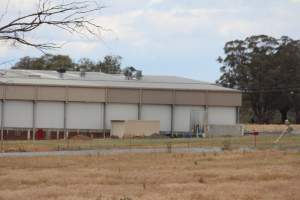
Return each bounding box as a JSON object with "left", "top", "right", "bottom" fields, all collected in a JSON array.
[{"left": 0, "top": 0, "right": 300, "bottom": 82}]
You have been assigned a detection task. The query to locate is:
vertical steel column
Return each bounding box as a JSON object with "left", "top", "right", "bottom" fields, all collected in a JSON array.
[
  {"left": 205, "top": 106, "right": 209, "bottom": 124},
  {"left": 103, "top": 88, "right": 108, "bottom": 139},
  {"left": 103, "top": 102, "right": 106, "bottom": 139},
  {"left": 1, "top": 100, "right": 4, "bottom": 151},
  {"left": 204, "top": 90, "right": 209, "bottom": 135},
  {"left": 171, "top": 90, "right": 176, "bottom": 136},
  {"left": 236, "top": 107, "right": 240, "bottom": 124},
  {"left": 204, "top": 105, "right": 209, "bottom": 134},
  {"left": 32, "top": 100, "right": 36, "bottom": 141},
  {"left": 171, "top": 104, "right": 174, "bottom": 136},
  {"left": 138, "top": 103, "right": 141, "bottom": 120},
  {"left": 27, "top": 130, "right": 30, "bottom": 140},
  {"left": 64, "top": 86, "right": 69, "bottom": 140},
  {"left": 64, "top": 101, "right": 67, "bottom": 139},
  {"left": 137, "top": 102, "right": 141, "bottom": 121},
  {"left": 56, "top": 130, "right": 59, "bottom": 140},
  {"left": 138, "top": 89, "right": 142, "bottom": 120}
]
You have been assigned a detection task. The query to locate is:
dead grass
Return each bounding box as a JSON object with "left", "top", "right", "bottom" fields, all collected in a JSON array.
[
  {"left": 0, "top": 151, "right": 300, "bottom": 200},
  {"left": 245, "top": 124, "right": 300, "bottom": 133}
]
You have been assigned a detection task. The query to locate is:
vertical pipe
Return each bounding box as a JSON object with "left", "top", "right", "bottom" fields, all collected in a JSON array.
[{"left": 32, "top": 100, "right": 36, "bottom": 141}]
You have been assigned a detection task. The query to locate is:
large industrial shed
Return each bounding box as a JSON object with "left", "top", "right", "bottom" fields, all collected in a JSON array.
[{"left": 0, "top": 69, "right": 242, "bottom": 140}]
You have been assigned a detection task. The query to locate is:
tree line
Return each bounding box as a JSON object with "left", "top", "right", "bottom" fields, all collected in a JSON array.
[
  {"left": 218, "top": 35, "right": 300, "bottom": 124},
  {"left": 12, "top": 54, "right": 133, "bottom": 74}
]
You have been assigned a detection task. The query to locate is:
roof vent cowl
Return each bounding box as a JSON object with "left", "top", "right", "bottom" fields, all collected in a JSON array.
[{"left": 56, "top": 68, "right": 66, "bottom": 79}]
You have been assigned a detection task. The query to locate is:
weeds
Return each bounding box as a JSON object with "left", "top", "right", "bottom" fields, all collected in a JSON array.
[
  {"left": 222, "top": 139, "right": 232, "bottom": 151},
  {"left": 166, "top": 142, "right": 172, "bottom": 153}
]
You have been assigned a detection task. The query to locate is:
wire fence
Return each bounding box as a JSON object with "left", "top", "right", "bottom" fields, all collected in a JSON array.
[{"left": 1, "top": 133, "right": 299, "bottom": 153}]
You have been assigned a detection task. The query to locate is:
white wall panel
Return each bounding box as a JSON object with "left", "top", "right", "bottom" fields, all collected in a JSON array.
[
  {"left": 141, "top": 105, "right": 171, "bottom": 132},
  {"left": 106, "top": 104, "right": 138, "bottom": 129},
  {"left": 66, "top": 102, "right": 103, "bottom": 129},
  {"left": 174, "top": 106, "right": 205, "bottom": 132},
  {"left": 208, "top": 106, "right": 236, "bottom": 125},
  {"left": 36, "top": 102, "right": 64, "bottom": 129},
  {"left": 4, "top": 101, "right": 33, "bottom": 128}
]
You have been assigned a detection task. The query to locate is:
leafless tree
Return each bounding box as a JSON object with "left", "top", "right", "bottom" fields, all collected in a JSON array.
[{"left": 0, "top": 0, "right": 105, "bottom": 52}]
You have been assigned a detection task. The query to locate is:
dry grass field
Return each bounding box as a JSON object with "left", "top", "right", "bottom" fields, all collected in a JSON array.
[{"left": 0, "top": 150, "right": 300, "bottom": 200}]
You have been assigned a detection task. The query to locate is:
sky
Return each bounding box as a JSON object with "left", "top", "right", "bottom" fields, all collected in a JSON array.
[{"left": 0, "top": 0, "right": 300, "bottom": 82}]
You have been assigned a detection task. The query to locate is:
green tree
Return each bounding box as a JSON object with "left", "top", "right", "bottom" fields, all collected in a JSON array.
[
  {"left": 12, "top": 56, "right": 34, "bottom": 70},
  {"left": 97, "top": 55, "right": 122, "bottom": 74},
  {"left": 13, "top": 54, "right": 74, "bottom": 71},
  {"left": 218, "top": 35, "right": 300, "bottom": 124},
  {"left": 218, "top": 35, "right": 280, "bottom": 123},
  {"left": 76, "top": 58, "right": 96, "bottom": 72},
  {"left": 275, "top": 37, "right": 300, "bottom": 123},
  {"left": 12, "top": 54, "right": 131, "bottom": 75}
]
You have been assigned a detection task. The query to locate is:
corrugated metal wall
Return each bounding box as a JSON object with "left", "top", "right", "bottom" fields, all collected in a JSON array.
[
  {"left": 174, "top": 106, "right": 205, "bottom": 132},
  {"left": 36, "top": 102, "right": 64, "bottom": 129},
  {"left": 141, "top": 105, "right": 172, "bottom": 132},
  {"left": 208, "top": 106, "right": 236, "bottom": 125},
  {"left": 0, "top": 85, "right": 241, "bottom": 135},
  {"left": 4, "top": 101, "right": 33, "bottom": 128},
  {"left": 66, "top": 102, "right": 103, "bottom": 129},
  {"left": 105, "top": 103, "right": 138, "bottom": 129}
]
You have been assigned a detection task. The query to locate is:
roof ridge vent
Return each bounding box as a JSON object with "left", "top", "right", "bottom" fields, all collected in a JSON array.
[
  {"left": 135, "top": 70, "right": 143, "bottom": 80},
  {"left": 123, "top": 66, "right": 143, "bottom": 80},
  {"left": 56, "top": 68, "right": 66, "bottom": 79},
  {"left": 80, "top": 68, "right": 86, "bottom": 78}
]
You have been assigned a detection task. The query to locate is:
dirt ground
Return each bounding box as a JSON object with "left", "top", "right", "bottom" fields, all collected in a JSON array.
[{"left": 0, "top": 150, "right": 300, "bottom": 200}]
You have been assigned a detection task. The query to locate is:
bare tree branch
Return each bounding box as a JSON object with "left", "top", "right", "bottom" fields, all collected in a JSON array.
[{"left": 0, "top": 0, "right": 106, "bottom": 52}]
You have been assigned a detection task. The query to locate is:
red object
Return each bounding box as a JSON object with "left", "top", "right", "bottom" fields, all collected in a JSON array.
[
  {"left": 36, "top": 129, "right": 45, "bottom": 140},
  {"left": 252, "top": 131, "right": 259, "bottom": 147},
  {"left": 253, "top": 131, "right": 259, "bottom": 136}
]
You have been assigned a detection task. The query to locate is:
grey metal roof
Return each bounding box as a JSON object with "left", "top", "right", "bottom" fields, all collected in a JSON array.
[{"left": 0, "top": 69, "right": 239, "bottom": 92}]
